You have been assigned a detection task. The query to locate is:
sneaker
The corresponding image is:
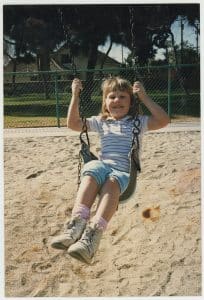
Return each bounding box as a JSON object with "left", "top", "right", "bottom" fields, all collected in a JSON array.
[
  {"left": 68, "top": 224, "right": 103, "bottom": 264},
  {"left": 50, "top": 216, "right": 86, "bottom": 250}
]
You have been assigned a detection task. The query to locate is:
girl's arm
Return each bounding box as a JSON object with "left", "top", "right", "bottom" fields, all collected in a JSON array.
[
  {"left": 67, "top": 78, "right": 84, "bottom": 131},
  {"left": 133, "top": 81, "right": 170, "bottom": 130}
]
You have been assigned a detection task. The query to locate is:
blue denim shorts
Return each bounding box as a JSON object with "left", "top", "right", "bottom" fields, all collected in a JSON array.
[{"left": 81, "top": 160, "right": 130, "bottom": 194}]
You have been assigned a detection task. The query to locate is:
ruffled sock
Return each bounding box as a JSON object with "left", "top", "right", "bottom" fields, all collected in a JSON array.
[
  {"left": 72, "top": 203, "right": 90, "bottom": 221},
  {"left": 91, "top": 215, "right": 108, "bottom": 231}
]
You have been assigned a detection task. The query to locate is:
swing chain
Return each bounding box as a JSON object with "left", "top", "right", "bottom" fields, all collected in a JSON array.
[
  {"left": 77, "top": 153, "right": 82, "bottom": 187},
  {"left": 80, "top": 117, "right": 90, "bottom": 146},
  {"left": 58, "top": 8, "right": 77, "bottom": 77},
  {"left": 78, "top": 121, "right": 91, "bottom": 188},
  {"left": 129, "top": 7, "right": 138, "bottom": 66},
  {"left": 130, "top": 115, "right": 141, "bottom": 172},
  {"left": 132, "top": 116, "right": 141, "bottom": 150},
  {"left": 129, "top": 6, "right": 145, "bottom": 87},
  {"left": 77, "top": 117, "right": 88, "bottom": 189}
]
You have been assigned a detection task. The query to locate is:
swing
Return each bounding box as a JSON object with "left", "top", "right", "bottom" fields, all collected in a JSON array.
[
  {"left": 76, "top": 7, "right": 143, "bottom": 202},
  {"left": 77, "top": 112, "right": 141, "bottom": 202}
]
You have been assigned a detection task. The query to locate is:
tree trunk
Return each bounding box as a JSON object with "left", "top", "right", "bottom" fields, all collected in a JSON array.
[
  {"left": 11, "top": 26, "right": 25, "bottom": 92},
  {"left": 80, "top": 42, "right": 98, "bottom": 116},
  {"left": 38, "top": 47, "right": 51, "bottom": 99},
  {"left": 100, "top": 39, "right": 113, "bottom": 69},
  {"left": 169, "top": 30, "right": 189, "bottom": 102},
  {"left": 12, "top": 42, "right": 21, "bottom": 93}
]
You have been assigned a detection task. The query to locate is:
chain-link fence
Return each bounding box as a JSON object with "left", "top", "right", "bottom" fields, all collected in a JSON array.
[{"left": 4, "top": 64, "right": 200, "bottom": 128}]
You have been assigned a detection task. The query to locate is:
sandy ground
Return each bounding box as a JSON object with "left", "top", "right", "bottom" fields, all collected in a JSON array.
[{"left": 4, "top": 129, "right": 201, "bottom": 297}]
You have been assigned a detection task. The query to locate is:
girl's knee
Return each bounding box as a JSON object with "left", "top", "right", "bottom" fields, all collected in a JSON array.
[
  {"left": 103, "top": 178, "right": 121, "bottom": 194},
  {"left": 109, "top": 177, "right": 120, "bottom": 187},
  {"left": 81, "top": 174, "right": 99, "bottom": 188}
]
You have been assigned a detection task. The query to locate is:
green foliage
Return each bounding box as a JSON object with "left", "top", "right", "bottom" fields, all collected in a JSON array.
[{"left": 4, "top": 4, "right": 199, "bottom": 69}]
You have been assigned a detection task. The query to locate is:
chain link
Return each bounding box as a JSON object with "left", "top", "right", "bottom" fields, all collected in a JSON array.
[
  {"left": 132, "top": 115, "right": 141, "bottom": 150},
  {"left": 129, "top": 6, "right": 145, "bottom": 86},
  {"left": 77, "top": 152, "right": 82, "bottom": 188},
  {"left": 129, "top": 7, "right": 137, "bottom": 65},
  {"left": 77, "top": 117, "right": 89, "bottom": 189},
  {"left": 57, "top": 8, "right": 77, "bottom": 77}
]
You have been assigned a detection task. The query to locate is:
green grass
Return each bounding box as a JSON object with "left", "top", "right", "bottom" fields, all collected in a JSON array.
[
  {"left": 4, "top": 91, "right": 200, "bottom": 105},
  {"left": 4, "top": 93, "right": 102, "bottom": 106},
  {"left": 4, "top": 93, "right": 71, "bottom": 105},
  {"left": 4, "top": 91, "right": 200, "bottom": 128},
  {"left": 4, "top": 116, "right": 67, "bottom": 128}
]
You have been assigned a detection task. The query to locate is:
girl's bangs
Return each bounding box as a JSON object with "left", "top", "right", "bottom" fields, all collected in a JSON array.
[{"left": 104, "top": 81, "right": 132, "bottom": 95}]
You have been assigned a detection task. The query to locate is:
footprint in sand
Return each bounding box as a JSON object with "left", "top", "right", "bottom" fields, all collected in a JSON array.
[
  {"left": 26, "top": 170, "right": 44, "bottom": 179},
  {"left": 142, "top": 206, "right": 160, "bottom": 222},
  {"left": 169, "top": 168, "right": 200, "bottom": 196},
  {"left": 31, "top": 261, "right": 52, "bottom": 273}
]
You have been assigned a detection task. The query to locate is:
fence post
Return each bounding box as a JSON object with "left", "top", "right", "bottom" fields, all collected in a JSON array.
[
  {"left": 167, "top": 65, "right": 171, "bottom": 118},
  {"left": 54, "top": 73, "right": 60, "bottom": 128}
]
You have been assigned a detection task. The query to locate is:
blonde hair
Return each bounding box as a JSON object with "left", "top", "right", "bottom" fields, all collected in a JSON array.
[{"left": 100, "top": 76, "right": 139, "bottom": 119}]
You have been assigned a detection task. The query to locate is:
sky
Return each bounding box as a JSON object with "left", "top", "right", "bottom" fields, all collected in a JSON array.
[{"left": 98, "top": 19, "right": 200, "bottom": 63}]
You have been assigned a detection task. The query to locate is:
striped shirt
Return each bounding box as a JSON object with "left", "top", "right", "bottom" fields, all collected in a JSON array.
[{"left": 87, "top": 115, "right": 149, "bottom": 173}]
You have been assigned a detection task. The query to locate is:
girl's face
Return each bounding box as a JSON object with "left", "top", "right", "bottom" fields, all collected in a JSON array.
[{"left": 105, "top": 90, "right": 131, "bottom": 120}]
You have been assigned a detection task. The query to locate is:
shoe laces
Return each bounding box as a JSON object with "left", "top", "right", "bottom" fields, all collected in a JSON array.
[
  {"left": 82, "top": 226, "right": 102, "bottom": 249},
  {"left": 64, "top": 219, "right": 77, "bottom": 236},
  {"left": 81, "top": 227, "right": 95, "bottom": 244}
]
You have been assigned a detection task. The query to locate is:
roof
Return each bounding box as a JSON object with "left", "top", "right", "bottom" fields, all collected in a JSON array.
[{"left": 4, "top": 47, "right": 121, "bottom": 73}]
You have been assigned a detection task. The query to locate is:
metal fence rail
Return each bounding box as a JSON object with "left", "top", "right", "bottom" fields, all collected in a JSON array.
[{"left": 4, "top": 64, "right": 200, "bottom": 128}]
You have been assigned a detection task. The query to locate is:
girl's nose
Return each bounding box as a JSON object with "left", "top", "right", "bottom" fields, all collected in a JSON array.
[{"left": 114, "top": 96, "right": 120, "bottom": 102}]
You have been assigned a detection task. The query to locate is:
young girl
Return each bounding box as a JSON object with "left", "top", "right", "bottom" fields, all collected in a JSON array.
[{"left": 51, "top": 77, "right": 170, "bottom": 264}]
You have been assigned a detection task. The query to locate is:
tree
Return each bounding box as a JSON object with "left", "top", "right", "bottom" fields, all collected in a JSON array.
[
  {"left": 4, "top": 6, "right": 64, "bottom": 70},
  {"left": 125, "top": 4, "right": 199, "bottom": 65},
  {"left": 58, "top": 5, "right": 124, "bottom": 109},
  {"left": 4, "top": 5, "right": 65, "bottom": 98},
  {"left": 164, "top": 41, "right": 199, "bottom": 65},
  {"left": 4, "top": 4, "right": 199, "bottom": 70},
  {"left": 4, "top": 6, "right": 31, "bottom": 84}
]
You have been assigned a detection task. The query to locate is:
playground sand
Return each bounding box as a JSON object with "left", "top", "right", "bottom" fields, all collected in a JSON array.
[{"left": 4, "top": 130, "right": 201, "bottom": 296}]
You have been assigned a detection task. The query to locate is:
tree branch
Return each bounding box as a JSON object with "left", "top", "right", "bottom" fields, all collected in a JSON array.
[
  {"left": 3, "top": 37, "right": 16, "bottom": 45},
  {"left": 100, "top": 38, "right": 113, "bottom": 69}
]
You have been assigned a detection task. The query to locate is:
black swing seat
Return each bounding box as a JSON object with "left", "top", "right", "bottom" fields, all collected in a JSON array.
[
  {"left": 79, "top": 140, "right": 98, "bottom": 163},
  {"left": 79, "top": 131, "right": 98, "bottom": 163},
  {"left": 119, "top": 146, "right": 141, "bottom": 202}
]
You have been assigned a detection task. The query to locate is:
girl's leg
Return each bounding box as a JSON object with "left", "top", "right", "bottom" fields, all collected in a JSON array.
[
  {"left": 67, "top": 178, "right": 120, "bottom": 263},
  {"left": 50, "top": 175, "right": 100, "bottom": 250},
  {"left": 91, "top": 177, "right": 120, "bottom": 229},
  {"left": 68, "top": 178, "right": 120, "bottom": 264},
  {"left": 72, "top": 175, "right": 100, "bottom": 220}
]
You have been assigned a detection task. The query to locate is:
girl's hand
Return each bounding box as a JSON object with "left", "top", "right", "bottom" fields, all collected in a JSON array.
[
  {"left": 133, "top": 81, "right": 146, "bottom": 100},
  {"left": 72, "top": 78, "right": 83, "bottom": 96}
]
